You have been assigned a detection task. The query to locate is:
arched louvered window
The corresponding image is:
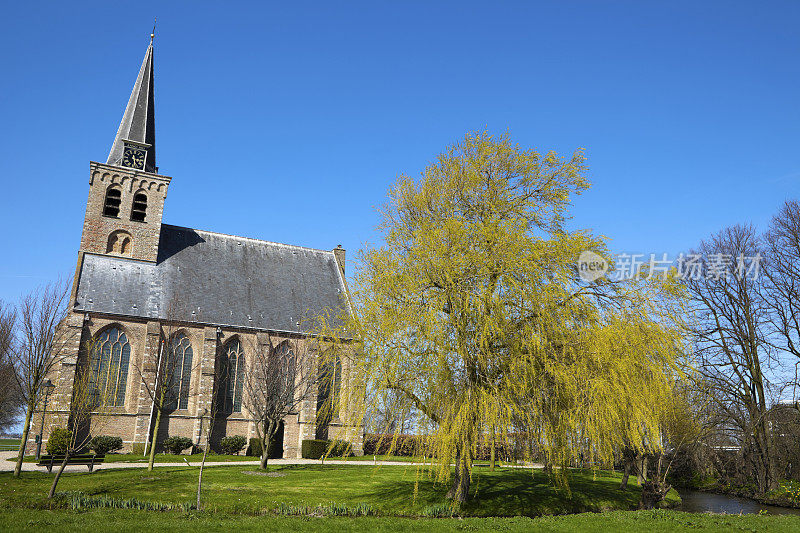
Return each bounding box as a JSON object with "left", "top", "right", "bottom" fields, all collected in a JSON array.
[
  {"left": 218, "top": 339, "right": 245, "bottom": 413},
  {"left": 88, "top": 327, "right": 131, "bottom": 407},
  {"left": 130, "top": 191, "right": 147, "bottom": 222},
  {"left": 165, "top": 333, "right": 193, "bottom": 410},
  {"left": 103, "top": 186, "right": 122, "bottom": 217}
]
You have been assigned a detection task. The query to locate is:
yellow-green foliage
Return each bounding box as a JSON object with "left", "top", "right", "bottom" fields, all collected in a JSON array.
[{"left": 317, "top": 131, "right": 686, "bottom": 498}]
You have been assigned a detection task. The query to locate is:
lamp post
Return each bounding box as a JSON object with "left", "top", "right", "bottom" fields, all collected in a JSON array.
[{"left": 35, "top": 379, "right": 55, "bottom": 460}]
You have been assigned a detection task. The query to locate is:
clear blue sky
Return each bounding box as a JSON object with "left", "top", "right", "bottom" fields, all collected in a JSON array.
[{"left": 1, "top": 1, "right": 798, "bottom": 304}]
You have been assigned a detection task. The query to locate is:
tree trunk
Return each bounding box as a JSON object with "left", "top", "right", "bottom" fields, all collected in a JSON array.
[
  {"left": 620, "top": 461, "right": 631, "bottom": 490},
  {"left": 636, "top": 453, "right": 648, "bottom": 485},
  {"left": 638, "top": 479, "right": 671, "bottom": 510},
  {"left": 147, "top": 401, "right": 164, "bottom": 472},
  {"left": 14, "top": 400, "right": 35, "bottom": 478},
  {"left": 446, "top": 447, "right": 471, "bottom": 503},
  {"left": 259, "top": 433, "right": 270, "bottom": 470},
  {"left": 490, "top": 429, "right": 496, "bottom": 471},
  {"left": 259, "top": 421, "right": 275, "bottom": 470},
  {"left": 197, "top": 412, "right": 213, "bottom": 510},
  {"left": 47, "top": 451, "right": 71, "bottom": 499},
  {"left": 197, "top": 445, "right": 208, "bottom": 510}
]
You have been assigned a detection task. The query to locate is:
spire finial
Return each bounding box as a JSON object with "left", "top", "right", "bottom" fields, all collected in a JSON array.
[{"left": 151, "top": 17, "right": 156, "bottom": 41}]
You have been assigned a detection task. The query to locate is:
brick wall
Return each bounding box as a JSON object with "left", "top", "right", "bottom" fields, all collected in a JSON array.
[
  {"left": 80, "top": 162, "right": 171, "bottom": 263},
  {"left": 31, "top": 314, "right": 364, "bottom": 457}
]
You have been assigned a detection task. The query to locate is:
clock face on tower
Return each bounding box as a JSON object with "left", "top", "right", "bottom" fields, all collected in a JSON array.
[{"left": 121, "top": 143, "right": 147, "bottom": 170}]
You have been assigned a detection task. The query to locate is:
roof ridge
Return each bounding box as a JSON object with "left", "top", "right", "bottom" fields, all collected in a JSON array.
[{"left": 161, "top": 224, "right": 335, "bottom": 254}]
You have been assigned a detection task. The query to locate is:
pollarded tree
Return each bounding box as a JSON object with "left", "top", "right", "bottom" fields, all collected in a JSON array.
[{"left": 318, "top": 131, "right": 685, "bottom": 503}]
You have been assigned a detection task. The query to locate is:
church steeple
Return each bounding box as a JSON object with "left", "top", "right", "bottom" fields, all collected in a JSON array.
[{"left": 107, "top": 37, "right": 156, "bottom": 173}]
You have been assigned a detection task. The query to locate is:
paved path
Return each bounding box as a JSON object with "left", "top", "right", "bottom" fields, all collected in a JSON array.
[
  {"left": 0, "top": 451, "right": 541, "bottom": 474},
  {"left": 0, "top": 451, "right": 460, "bottom": 473}
]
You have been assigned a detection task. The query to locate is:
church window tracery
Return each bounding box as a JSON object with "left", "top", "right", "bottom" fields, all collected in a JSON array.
[
  {"left": 218, "top": 338, "right": 245, "bottom": 414},
  {"left": 165, "top": 333, "right": 193, "bottom": 410},
  {"left": 88, "top": 327, "right": 131, "bottom": 407}
]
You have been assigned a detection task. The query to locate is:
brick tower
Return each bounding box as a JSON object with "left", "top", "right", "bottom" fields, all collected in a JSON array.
[{"left": 78, "top": 36, "right": 170, "bottom": 266}]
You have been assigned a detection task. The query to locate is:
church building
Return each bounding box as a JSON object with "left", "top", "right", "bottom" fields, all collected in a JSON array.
[{"left": 33, "top": 37, "right": 361, "bottom": 458}]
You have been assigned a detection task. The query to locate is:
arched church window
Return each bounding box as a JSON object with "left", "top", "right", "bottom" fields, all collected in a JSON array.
[
  {"left": 103, "top": 186, "right": 122, "bottom": 217},
  {"left": 273, "top": 341, "right": 296, "bottom": 398},
  {"left": 332, "top": 355, "right": 342, "bottom": 417},
  {"left": 131, "top": 191, "right": 148, "bottom": 222},
  {"left": 218, "top": 338, "right": 245, "bottom": 413},
  {"left": 106, "top": 230, "right": 133, "bottom": 257},
  {"left": 165, "top": 333, "right": 193, "bottom": 411},
  {"left": 88, "top": 327, "right": 131, "bottom": 407}
]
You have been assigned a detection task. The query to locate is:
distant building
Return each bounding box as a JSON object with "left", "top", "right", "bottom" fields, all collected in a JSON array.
[{"left": 32, "top": 37, "right": 361, "bottom": 457}]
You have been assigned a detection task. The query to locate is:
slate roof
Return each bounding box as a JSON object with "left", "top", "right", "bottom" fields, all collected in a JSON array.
[
  {"left": 73, "top": 224, "right": 349, "bottom": 334},
  {"left": 107, "top": 40, "right": 156, "bottom": 173}
]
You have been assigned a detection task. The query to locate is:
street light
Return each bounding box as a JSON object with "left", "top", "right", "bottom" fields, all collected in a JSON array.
[{"left": 35, "top": 379, "right": 56, "bottom": 460}]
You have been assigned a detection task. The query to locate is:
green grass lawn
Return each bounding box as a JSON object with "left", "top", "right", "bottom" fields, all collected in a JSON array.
[
  {"left": 2, "top": 465, "right": 799, "bottom": 532},
  {"left": 0, "top": 509, "right": 799, "bottom": 532},
  {"left": 0, "top": 439, "right": 20, "bottom": 451},
  {"left": 0, "top": 464, "right": 677, "bottom": 517}
]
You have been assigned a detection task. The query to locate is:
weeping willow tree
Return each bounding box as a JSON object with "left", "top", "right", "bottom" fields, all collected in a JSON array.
[{"left": 319, "top": 131, "right": 686, "bottom": 503}]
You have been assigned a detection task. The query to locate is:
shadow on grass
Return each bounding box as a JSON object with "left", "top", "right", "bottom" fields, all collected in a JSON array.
[{"left": 361, "top": 467, "right": 642, "bottom": 517}]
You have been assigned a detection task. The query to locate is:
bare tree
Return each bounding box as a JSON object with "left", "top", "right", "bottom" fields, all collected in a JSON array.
[
  {"left": 132, "top": 301, "right": 198, "bottom": 471},
  {"left": 10, "top": 281, "right": 73, "bottom": 478},
  {"left": 684, "top": 224, "right": 779, "bottom": 494},
  {"left": 47, "top": 350, "right": 114, "bottom": 498},
  {"left": 0, "top": 301, "right": 21, "bottom": 434},
  {"left": 365, "top": 387, "right": 417, "bottom": 435},
  {"left": 764, "top": 200, "right": 800, "bottom": 372},
  {"left": 196, "top": 342, "right": 223, "bottom": 510},
  {"left": 242, "top": 335, "right": 318, "bottom": 469}
]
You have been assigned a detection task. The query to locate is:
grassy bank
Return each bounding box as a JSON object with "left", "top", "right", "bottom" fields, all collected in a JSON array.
[
  {"left": 0, "top": 509, "right": 799, "bottom": 532},
  {"left": 0, "top": 464, "right": 678, "bottom": 517}
]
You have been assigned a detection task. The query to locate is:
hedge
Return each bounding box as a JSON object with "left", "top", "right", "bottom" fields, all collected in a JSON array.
[
  {"left": 90, "top": 436, "right": 123, "bottom": 455},
  {"left": 301, "top": 439, "right": 328, "bottom": 459},
  {"left": 246, "top": 437, "right": 283, "bottom": 459},
  {"left": 301, "top": 439, "right": 353, "bottom": 459},
  {"left": 362, "top": 434, "right": 429, "bottom": 457},
  {"left": 362, "top": 434, "right": 516, "bottom": 460}
]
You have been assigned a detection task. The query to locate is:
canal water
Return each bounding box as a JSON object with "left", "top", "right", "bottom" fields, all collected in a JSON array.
[{"left": 679, "top": 490, "right": 800, "bottom": 516}]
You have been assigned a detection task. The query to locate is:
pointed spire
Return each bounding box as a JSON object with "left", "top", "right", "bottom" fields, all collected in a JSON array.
[{"left": 107, "top": 38, "right": 156, "bottom": 173}]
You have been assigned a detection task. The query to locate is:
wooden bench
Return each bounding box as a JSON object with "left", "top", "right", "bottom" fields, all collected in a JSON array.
[{"left": 37, "top": 454, "right": 105, "bottom": 472}]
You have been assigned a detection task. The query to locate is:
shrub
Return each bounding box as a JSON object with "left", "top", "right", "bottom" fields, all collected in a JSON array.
[
  {"left": 246, "top": 438, "right": 263, "bottom": 458},
  {"left": 90, "top": 436, "right": 123, "bottom": 455},
  {"left": 219, "top": 435, "right": 247, "bottom": 455},
  {"left": 301, "top": 439, "right": 328, "bottom": 459},
  {"left": 329, "top": 439, "right": 353, "bottom": 457},
  {"left": 162, "top": 436, "right": 193, "bottom": 455},
  {"left": 46, "top": 427, "right": 70, "bottom": 456},
  {"left": 131, "top": 442, "right": 145, "bottom": 456}
]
